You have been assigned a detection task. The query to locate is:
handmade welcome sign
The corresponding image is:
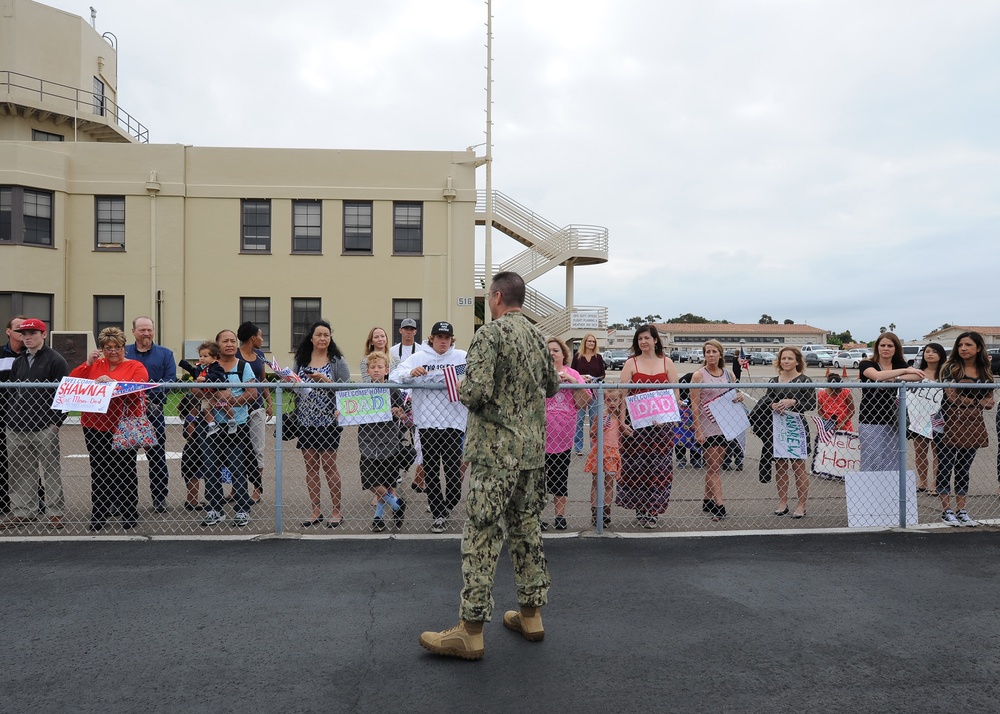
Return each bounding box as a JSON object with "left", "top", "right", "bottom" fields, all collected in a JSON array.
[
  {"left": 626, "top": 389, "right": 680, "bottom": 428},
  {"left": 51, "top": 377, "right": 117, "bottom": 413},
  {"left": 336, "top": 387, "right": 392, "bottom": 425}
]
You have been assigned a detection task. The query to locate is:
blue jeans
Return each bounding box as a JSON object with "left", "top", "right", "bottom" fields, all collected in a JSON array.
[
  {"left": 204, "top": 423, "right": 255, "bottom": 513},
  {"left": 574, "top": 400, "right": 600, "bottom": 453}
]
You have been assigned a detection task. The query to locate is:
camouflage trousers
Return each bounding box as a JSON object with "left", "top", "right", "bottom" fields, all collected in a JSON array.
[{"left": 459, "top": 463, "right": 550, "bottom": 622}]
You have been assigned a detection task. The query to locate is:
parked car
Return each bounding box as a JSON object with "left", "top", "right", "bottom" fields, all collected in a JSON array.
[
  {"left": 604, "top": 350, "right": 631, "bottom": 371},
  {"left": 902, "top": 344, "right": 925, "bottom": 367},
  {"left": 750, "top": 352, "right": 775, "bottom": 366},
  {"left": 832, "top": 351, "right": 860, "bottom": 369},
  {"left": 804, "top": 350, "right": 835, "bottom": 367},
  {"left": 684, "top": 350, "right": 703, "bottom": 363},
  {"left": 670, "top": 350, "right": 681, "bottom": 362},
  {"left": 848, "top": 348, "right": 868, "bottom": 361},
  {"left": 988, "top": 348, "right": 1000, "bottom": 376}
]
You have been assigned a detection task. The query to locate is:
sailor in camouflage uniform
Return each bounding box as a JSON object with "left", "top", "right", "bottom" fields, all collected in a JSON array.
[{"left": 419, "top": 271, "right": 560, "bottom": 660}]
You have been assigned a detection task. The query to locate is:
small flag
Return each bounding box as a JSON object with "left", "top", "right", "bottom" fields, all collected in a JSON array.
[
  {"left": 812, "top": 415, "right": 835, "bottom": 445},
  {"left": 111, "top": 382, "right": 159, "bottom": 397},
  {"left": 443, "top": 364, "right": 460, "bottom": 402},
  {"left": 269, "top": 358, "right": 301, "bottom": 382},
  {"left": 738, "top": 346, "right": 750, "bottom": 373}
]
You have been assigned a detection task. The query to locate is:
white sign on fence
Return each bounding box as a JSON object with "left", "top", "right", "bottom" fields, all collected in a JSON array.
[
  {"left": 844, "top": 470, "right": 918, "bottom": 527},
  {"left": 51, "top": 377, "right": 116, "bottom": 413}
]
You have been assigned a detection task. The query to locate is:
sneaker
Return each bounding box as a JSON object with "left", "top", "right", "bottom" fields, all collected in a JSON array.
[
  {"left": 201, "top": 510, "right": 225, "bottom": 526},
  {"left": 941, "top": 509, "right": 960, "bottom": 527},
  {"left": 371, "top": 517, "right": 386, "bottom": 533},
  {"left": 956, "top": 509, "right": 978, "bottom": 527},
  {"left": 227, "top": 422, "right": 238, "bottom": 435},
  {"left": 430, "top": 517, "right": 446, "bottom": 533},
  {"left": 554, "top": 516, "right": 567, "bottom": 531},
  {"left": 393, "top": 498, "right": 407, "bottom": 529},
  {"left": 230, "top": 512, "right": 249, "bottom": 527},
  {"left": 205, "top": 422, "right": 220, "bottom": 436}
]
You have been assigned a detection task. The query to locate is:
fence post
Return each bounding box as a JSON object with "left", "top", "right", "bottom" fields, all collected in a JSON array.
[
  {"left": 896, "top": 384, "right": 908, "bottom": 529},
  {"left": 595, "top": 386, "right": 605, "bottom": 535},
  {"left": 274, "top": 386, "right": 284, "bottom": 535}
]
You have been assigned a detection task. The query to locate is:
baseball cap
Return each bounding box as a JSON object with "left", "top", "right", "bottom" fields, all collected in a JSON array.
[
  {"left": 430, "top": 321, "right": 454, "bottom": 336},
  {"left": 400, "top": 319, "right": 417, "bottom": 329},
  {"left": 14, "top": 318, "right": 46, "bottom": 333}
]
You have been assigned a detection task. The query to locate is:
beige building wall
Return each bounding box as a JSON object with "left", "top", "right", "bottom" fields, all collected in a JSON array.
[{"left": 2, "top": 140, "right": 479, "bottom": 373}]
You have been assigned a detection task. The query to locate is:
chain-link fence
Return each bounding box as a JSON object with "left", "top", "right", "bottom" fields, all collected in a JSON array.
[{"left": 1, "top": 380, "right": 996, "bottom": 537}]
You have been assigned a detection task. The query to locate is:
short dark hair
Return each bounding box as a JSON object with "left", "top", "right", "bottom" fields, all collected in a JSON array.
[
  {"left": 237, "top": 321, "right": 259, "bottom": 343},
  {"left": 491, "top": 271, "right": 525, "bottom": 309}
]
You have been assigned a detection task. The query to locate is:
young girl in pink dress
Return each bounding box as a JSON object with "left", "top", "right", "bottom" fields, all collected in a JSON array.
[{"left": 585, "top": 388, "right": 632, "bottom": 528}]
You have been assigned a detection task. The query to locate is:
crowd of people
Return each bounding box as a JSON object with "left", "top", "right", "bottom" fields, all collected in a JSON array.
[{"left": 0, "top": 311, "right": 997, "bottom": 533}]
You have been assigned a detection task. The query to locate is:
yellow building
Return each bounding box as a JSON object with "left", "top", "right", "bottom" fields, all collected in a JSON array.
[{"left": 2, "top": 0, "right": 608, "bottom": 370}]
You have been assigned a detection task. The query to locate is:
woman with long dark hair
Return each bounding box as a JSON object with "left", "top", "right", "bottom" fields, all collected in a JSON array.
[
  {"left": 617, "top": 325, "right": 678, "bottom": 528},
  {"left": 911, "top": 343, "right": 947, "bottom": 493},
  {"left": 858, "top": 332, "right": 924, "bottom": 470},
  {"left": 936, "top": 332, "right": 995, "bottom": 526},
  {"left": 289, "top": 320, "right": 351, "bottom": 527}
]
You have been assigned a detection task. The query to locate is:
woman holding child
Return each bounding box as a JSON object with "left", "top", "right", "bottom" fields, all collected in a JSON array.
[{"left": 291, "top": 320, "right": 351, "bottom": 528}]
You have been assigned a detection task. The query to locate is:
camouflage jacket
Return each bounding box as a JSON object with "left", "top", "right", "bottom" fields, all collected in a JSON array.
[{"left": 460, "top": 310, "right": 559, "bottom": 469}]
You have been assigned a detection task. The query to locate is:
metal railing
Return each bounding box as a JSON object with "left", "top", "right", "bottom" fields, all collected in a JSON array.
[{"left": 1, "top": 70, "right": 149, "bottom": 143}]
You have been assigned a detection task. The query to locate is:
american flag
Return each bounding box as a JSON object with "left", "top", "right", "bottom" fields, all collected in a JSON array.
[
  {"left": 111, "top": 382, "right": 159, "bottom": 397},
  {"left": 443, "top": 364, "right": 461, "bottom": 402},
  {"left": 812, "top": 415, "right": 835, "bottom": 445},
  {"left": 738, "top": 346, "right": 750, "bottom": 373},
  {"left": 269, "top": 358, "right": 301, "bottom": 382}
]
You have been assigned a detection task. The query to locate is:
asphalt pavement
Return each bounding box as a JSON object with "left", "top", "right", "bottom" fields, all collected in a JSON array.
[{"left": 3, "top": 529, "right": 1000, "bottom": 713}]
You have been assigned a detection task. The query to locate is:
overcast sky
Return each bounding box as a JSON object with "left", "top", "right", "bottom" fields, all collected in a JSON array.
[{"left": 45, "top": 0, "right": 1000, "bottom": 343}]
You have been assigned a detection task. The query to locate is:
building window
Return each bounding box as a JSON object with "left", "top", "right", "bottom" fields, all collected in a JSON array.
[
  {"left": 392, "top": 299, "right": 422, "bottom": 342},
  {"left": 291, "top": 298, "right": 321, "bottom": 350},
  {"left": 95, "top": 197, "right": 125, "bottom": 250},
  {"left": 0, "top": 292, "right": 53, "bottom": 330},
  {"left": 292, "top": 200, "right": 322, "bottom": 253},
  {"left": 393, "top": 202, "right": 423, "bottom": 254},
  {"left": 0, "top": 187, "right": 53, "bottom": 247},
  {"left": 240, "top": 297, "right": 271, "bottom": 350},
  {"left": 241, "top": 199, "right": 271, "bottom": 253},
  {"left": 32, "top": 129, "right": 64, "bottom": 142},
  {"left": 93, "top": 77, "right": 105, "bottom": 116},
  {"left": 343, "top": 201, "right": 373, "bottom": 254},
  {"left": 94, "top": 296, "right": 125, "bottom": 337}
]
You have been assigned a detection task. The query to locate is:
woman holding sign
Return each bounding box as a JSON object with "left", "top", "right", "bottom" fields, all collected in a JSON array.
[
  {"left": 69, "top": 327, "right": 149, "bottom": 531},
  {"left": 690, "top": 340, "right": 743, "bottom": 522},
  {"left": 910, "top": 343, "right": 946, "bottom": 493},
  {"left": 289, "top": 320, "right": 351, "bottom": 528},
  {"left": 618, "top": 325, "right": 679, "bottom": 528},
  {"left": 760, "top": 347, "right": 815, "bottom": 519}
]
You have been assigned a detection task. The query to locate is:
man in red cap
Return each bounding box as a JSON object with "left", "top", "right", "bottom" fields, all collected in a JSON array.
[
  {"left": 0, "top": 315, "right": 27, "bottom": 514},
  {"left": 1, "top": 318, "right": 69, "bottom": 529}
]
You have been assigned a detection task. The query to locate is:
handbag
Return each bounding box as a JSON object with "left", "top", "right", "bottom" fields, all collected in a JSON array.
[
  {"left": 112, "top": 415, "right": 156, "bottom": 451},
  {"left": 279, "top": 410, "right": 300, "bottom": 441},
  {"left": 393, "top": 430, "right": 417, "bottom": 471},
  {"left": 941, "top": 403, "right": 989, "bottom": 449}
]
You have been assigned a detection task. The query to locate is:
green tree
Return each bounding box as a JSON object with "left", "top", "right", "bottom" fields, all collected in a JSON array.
[
  {"left": 759, "top": 314, "right": 778, "bottom": 325},
  {"left": 666, "top": 313, "right": 709, "bottom": 324},
  {"left": 836, "top": 330, "right": 854, "bottom": 345}
]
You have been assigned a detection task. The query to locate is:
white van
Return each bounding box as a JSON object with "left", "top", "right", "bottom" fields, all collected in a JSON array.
[
  {"left": 801, "top": 345, "right": 834, "bottom": 354},
  {"left": 902, "top": 344, "right": 925, "bottom": 367}
]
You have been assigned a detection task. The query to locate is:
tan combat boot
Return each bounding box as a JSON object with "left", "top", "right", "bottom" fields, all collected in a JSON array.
[
  {"left": 419, "top": 620, "right": 484, "bottom": 660},
  {"left": 502, "top": 606, "right": 544, "bottom": 642}
]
